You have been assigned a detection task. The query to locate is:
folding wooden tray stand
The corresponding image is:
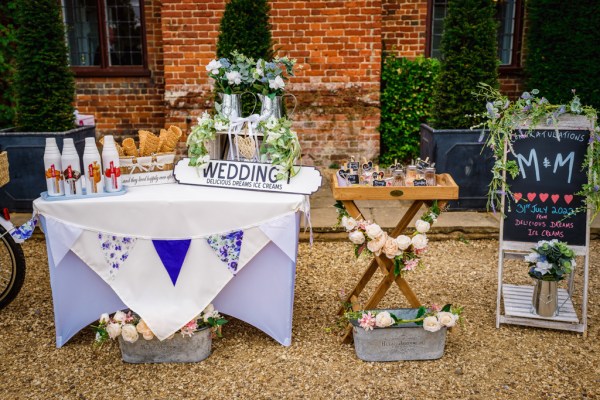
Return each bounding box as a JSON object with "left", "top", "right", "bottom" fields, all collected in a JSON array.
[{"left": 331, "top": 174, "right": 459, "bottom": 343}]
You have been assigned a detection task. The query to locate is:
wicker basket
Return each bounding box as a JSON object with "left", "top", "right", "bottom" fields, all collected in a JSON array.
[{"left": 0, "top": 151, "right": 9, "bottom": 187}]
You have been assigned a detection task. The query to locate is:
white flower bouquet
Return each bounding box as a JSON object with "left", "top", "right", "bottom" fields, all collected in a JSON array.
[
  {"left": 252, "top": 56, "right": 297, "bottom": 97},
  {"left": 206, "top": 51, "right": 256, "bottom": 95}
]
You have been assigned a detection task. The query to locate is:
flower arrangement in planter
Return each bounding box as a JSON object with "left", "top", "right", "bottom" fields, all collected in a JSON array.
[
  {"left": 525, "top": 239, "right": 576, "bottom": 282},
  {"left": 93, "top": 305, "right": 227, "bottom": 363},
  {"left": 473, "top": 84, "right": 599, "bottom": 220},
  {"left": 252, "top": 56, "right": 296, "bottom": 97},
  {"left": 206, "top": 51, "right": 256, "bottom": 95},
  {"left": 335, "top": 200, "right": 441, "bottom": 276},
  {"left": 258, "top": 116, "right": 301, "bottom": 180},
  {"left": 346, "top": 304, "right": 463, "bottom": 362}
]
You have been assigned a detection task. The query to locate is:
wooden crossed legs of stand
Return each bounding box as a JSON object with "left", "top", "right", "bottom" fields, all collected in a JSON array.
[{"left": 337, "top": 199, "right": 446, "bottom": 344}]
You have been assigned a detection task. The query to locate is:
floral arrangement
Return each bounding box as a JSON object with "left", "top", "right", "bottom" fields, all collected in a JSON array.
[
  {"left": 525, "top": 239, "right": 576, "bottom": 282},
  {"left": 335, "top": 200, "right": 441, "bottom": 276},
  {"left": 472, "top": 83, "right": 599, "bottom": 220},
  {"left": 348, "top": 304, "right": 463, "bottom": 333},
  {"left": 187, "top": 112, "right": 230, "bottom": 167},
  {"left": 206, "top": 52, "right": 297, "bottom": 97},
  {"left": 252, "top": 56, "right": 297, "bottom": 96},
  {"left": 93, "top": 304, "right": 227, "bottom": 346},
  {"left": 258, "top": 116, "right": 301, "bottom": 180}
]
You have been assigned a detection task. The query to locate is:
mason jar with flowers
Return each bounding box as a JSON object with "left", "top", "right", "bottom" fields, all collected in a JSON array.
[{"left": 525, "top": 239, "right": 576, "bottom": 317}]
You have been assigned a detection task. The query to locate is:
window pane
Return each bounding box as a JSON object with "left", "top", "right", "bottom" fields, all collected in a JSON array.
[
  {"left": 496, "top": 0, "right": 516, "bottom": 65},
  {"left": 63, "top": 0, "right": 100, "bottom": 67},
  {"left": 105, "top": 0, "right": 143, "bottom": 66}
]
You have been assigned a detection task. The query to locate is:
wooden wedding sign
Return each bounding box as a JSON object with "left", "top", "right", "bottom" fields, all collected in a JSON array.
[{"left": 496, "top": 115, "right": 592, "bottom": 334}]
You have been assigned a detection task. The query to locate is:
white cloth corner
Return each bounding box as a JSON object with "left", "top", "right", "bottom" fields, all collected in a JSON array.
[
  {"left": 43, "top": 216, "right": 83, "bottom": 267},
  {"left": 259, "top": 213, "right": 298, "bottom": 262}
]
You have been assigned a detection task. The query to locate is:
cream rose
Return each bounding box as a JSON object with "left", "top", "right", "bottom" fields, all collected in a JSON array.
[
  {"left": 367, "top": 232, "right": 388, "bottom": 256},
  {"left": 415, "top": 220, "right": 431, "bottom": 234},
  {"left": 106, "top": 323, "right": 122, "bottom": 339},
  {"left": 423, "top": 316, "right": 442, "bottom": 332},
  {"left": 203, "top": 304, "right": 216, "bottom": 322},
  {"left": 348, "top": 230, "right": 366, "bottom": 245},
  {"left": 395, "top": 235, "right": 412, "bottom": 251},
  {"left": 411, "top": 234, "right": 428, "bottom": 250},
  {"left": 99, "top": 313, "right": 110, "bottom": 324},
  {"left": 142, "top": 332, "right": 155, "bottom": 341},
  {"left": 113, "top": 310, "right": 127, "bottom": 323},
  {"left": 121, "top": 324, "right": 139, "bottom": 343},
  {"left": 136, "top": 320, "right": 154, "bottom": 338},
  {"left": 365, "top": 223, "right": 384, "bottom": 239},
  {"left": 341, "top": 216, "right": 358, "bottom": 232},
  {"left": 382, "top": 237, "right": 401, "bottom": 259},
  {"left": 375, "top": 311, "right": 394, "bottom": 328},
  {"left": 437, "top": 312, "right": 457, "bottom": 328}
]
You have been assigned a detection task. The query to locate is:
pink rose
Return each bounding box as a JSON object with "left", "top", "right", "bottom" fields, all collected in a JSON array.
[
  {"left": 367, "top": 232, "right": 388, "bottom": 256},
  {"left": 382, "top": 237, "right": 401, "bottom": 259},
  {"left": 358, "top": 312, "right": 376, "bottom": 331}
]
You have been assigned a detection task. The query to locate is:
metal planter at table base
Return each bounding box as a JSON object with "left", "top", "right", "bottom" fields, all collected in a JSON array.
[
  {"left": 118, "top": 326, "right": 212, "bottom": 363},
  {"left": 351, "top": 309, "right": 447, "bottom": 362},
  {"left": 531, "top": 279, "right": 559, "bottom": 318}
]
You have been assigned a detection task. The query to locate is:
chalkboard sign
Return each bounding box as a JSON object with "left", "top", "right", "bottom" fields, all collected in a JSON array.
[
  {"left": 372, "top": 179, "right": 387, "bottom": 187},
  {"left": 502, "top": 129, "right": 589, "bottom": 246},
  {"left": 347, "top": 174, "right": 359, "bottom": 185},
  {"left": 413, "top": 179, "right": 427, "bottom": 187}
]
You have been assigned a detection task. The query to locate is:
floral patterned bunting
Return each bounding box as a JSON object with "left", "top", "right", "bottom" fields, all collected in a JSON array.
[
  {"left": 98, "top": 233, "right": 136, "bottom": 278},
  {"left": 206, "top": 230, "right": 244, "bottom": 274},
  {"left": 10, "top": 215, "right": 38, "bottom": 241}
]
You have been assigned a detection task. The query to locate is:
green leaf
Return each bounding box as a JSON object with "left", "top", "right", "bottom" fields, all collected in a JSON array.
[
  {"left": 416, "top": 306, "right": 427, "bottom": 319},
  {"left": 441, "top": 304, "right": 451, "bottom": 312}
]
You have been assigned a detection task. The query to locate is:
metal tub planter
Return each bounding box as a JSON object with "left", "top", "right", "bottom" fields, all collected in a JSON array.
[
  {"left": 351, "top": 309, "right": 448, "bottom": 362},
  {"left": 118, "top": 326, "right": 212, "bottom": 364}
]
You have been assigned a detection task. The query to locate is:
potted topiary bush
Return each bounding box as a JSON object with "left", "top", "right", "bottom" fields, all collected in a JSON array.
[
  {"left": 0, "top": 0, "right": 95, "bottom": 212},
  {"left": 420, "top": 0, "right": 499, "bottom": 210}
]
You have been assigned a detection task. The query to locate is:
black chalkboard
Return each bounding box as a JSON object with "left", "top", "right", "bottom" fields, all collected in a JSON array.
[{"left": 502, "top": 129, "right": 589, "bottom": 246}]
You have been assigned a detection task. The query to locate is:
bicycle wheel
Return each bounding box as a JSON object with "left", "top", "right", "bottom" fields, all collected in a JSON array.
[{"left": 0, "top": 225, "right": 26, "bottom": 309}]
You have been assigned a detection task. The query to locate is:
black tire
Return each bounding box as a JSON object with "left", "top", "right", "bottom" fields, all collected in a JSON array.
[{"left": 0, "top": 225, "right": 26, "bottom": 309}]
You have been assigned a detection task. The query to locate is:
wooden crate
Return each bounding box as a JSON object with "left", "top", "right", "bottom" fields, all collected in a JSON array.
[{"left": 331, "top": 173, "right": 459, "bottom": 201}]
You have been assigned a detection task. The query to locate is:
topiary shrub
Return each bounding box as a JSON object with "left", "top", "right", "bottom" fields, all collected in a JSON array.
[
  {"left": 431, "top": 0, "right": 499, "bottom": 129},
  {"left": 217, "top": 0, "right": 273, "bottom": 61},
  {"left": 380, "top": 56, "right": 440, "bottom": 165},
  {"left": 525, "top": 0, "right": 600, "bottom": 109},
  {"left": 13, "top": 0, "right": 75, "bottom": 132},
  {"left": 0, "top": 1, "right": 16, "bottom": 128}
]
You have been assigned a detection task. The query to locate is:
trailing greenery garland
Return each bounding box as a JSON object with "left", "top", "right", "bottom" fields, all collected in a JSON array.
[{"left": 472, "top": 83, "right": 600, "bottom": 221}]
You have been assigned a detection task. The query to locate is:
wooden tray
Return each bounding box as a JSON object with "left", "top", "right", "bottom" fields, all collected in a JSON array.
[{"left": 331, "top": 173, "right": 459, "bottom": 201}]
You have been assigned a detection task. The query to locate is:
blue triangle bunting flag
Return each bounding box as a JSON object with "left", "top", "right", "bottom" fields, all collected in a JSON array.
[{"left": 152, "top": 239, "right": 191, "bottom": 286}]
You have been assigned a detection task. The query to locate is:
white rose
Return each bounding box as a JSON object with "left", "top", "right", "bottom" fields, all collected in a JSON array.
[
  {"left": 341, "top": 216, "right": 358, "bottom": 232},
  {"left": 365, "top": 223, "right": 383, "bottom": 239},
  {"left": 415, "top": 220, "right": 431, "bottom": 233},
  {"left": 214, "top": 120, "right": 229, "bottom": 131},
  {"left": 99, "top": 313, "right": 110, "bottom": 324},
  {"left": 225, "top": 71, "right": 242, "bottom": 85},
  {"left": 423, "top": 316, "right": 442, "bottom": 332},
  {"left": 395, "top": 235, "right": 412, "bottom": 250},
  {"left": 269, "top": 75, "right": 285, "bottom": 91},
  {"left": 524, "top": 252, "right": 539, "bottom": 263},
  {"left": 375, "top": 311, "right": 394, "bottom": 328},
  {"left": 113, "top": 310, "right": 126, "bottom": 323},
  {"left": 367, "top": 232, "right": 388, "bottom": 256},
  {"left": 265, "top": 116, "right": 278, "bottom": 130},
  {"left": 203, "top": 304, "right": 215, "bottom": 322},
  {"left": 382, "top": 237, "right": 401, "bottom": 259},
  {"left": 121, "top": 324, "right": 139, "bottom": 343},
  {"left": 348, "top": 230, "right": 365, "bottom": 245},
  {"left": 205, "top": 59, "right": 222, "bottom": 75},
  {"left": 437, "top": 312, "right": 457, "bottom": 328},
  {"left": 411, "top": 234, "right": 428, "bottom": 250},
  {"left": 266, "top": 130, "right": 282, "bottom": 143},
  {"left": 106, "top": 323, "right": 122, "bottom": 339}
]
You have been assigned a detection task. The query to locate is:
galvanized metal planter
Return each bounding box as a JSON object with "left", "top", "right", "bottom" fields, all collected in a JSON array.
[
  {"left": 118, "top": 326, "right": 211, "bottom": 363},
  {"left": 531, "top": 278, "right": 559, "bottom": 317},
  {"left": 351, "top": 309, "right": 447, "bottom": 362}
]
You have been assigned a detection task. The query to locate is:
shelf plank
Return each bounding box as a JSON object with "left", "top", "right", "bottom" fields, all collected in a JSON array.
[{"left": 502, "top": 284, "right": 579, "bottom": 324}]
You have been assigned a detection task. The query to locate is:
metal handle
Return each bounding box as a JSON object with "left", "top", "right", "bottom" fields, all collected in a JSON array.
[
  {"left": 241, "top": 91, "right": 258, "bottom": 116},
  {"left": 282, "top": 93, "right": 297, "bottom": 117}
]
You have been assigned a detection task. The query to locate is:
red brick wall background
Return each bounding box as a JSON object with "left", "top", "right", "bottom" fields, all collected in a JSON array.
[{"left": 74, "top": 0, "right": 526, "bottom": 166}]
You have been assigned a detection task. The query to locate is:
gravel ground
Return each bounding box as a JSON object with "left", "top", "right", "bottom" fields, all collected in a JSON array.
[{"left": 0, "top": 238, "right": 598, "bottom": 399}]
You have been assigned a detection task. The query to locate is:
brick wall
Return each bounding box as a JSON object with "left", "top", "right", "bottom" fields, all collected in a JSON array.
[
  {"left": 74, "top": 0, "right": 165, "bottom": 138},
  {"left": 382, "top": 0, "right": 428, "bottom": 58}
]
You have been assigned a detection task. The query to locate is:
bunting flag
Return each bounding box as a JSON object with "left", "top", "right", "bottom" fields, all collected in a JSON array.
[
  {"left": 10, "top": 215, "right": 38, "bottom": 242},
  {"left": 207, "top": 230, "right": 244, "bottom": 274},
  {"left": 98, "top": 233, "right": 137, "bottom": 278},
  {"left": 152, "top": 239, "right": 191, "bottom": 286}
]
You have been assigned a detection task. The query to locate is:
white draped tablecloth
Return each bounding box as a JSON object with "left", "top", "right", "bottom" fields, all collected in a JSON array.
[{"left": 33, "top": 184, "right": 307, "bottom": 347}]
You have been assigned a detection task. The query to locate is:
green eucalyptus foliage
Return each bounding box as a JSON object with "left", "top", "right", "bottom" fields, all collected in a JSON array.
[
  {"left": 525, "top": 0, "right": 600, "bottom": 109},
  {"left": 380, "top": 56, "right": 440, "bottom": 165},
  {"left": 431, "top": 0, "right": 499, "bottom": 129},
  {"left": 13, "top": 0, "right": 75, "bottom": 132},
  {"left": 0, "top": 1, "right": 16, "bottom": 128}
]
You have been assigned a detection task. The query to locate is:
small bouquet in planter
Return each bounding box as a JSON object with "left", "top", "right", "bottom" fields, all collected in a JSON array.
[
  {"left": 349, "top": 304, "right": 463, "bottom": 332},
  {"left": 252, "top": 56, "right": 297, "bottom": 97},
  {"left": 93, "top": 304, "right": 227, "bottom": 346},
  {"left": 206, "top": 51, "right": 256, "bottom": 95},
  {"left": 525, "top": 239, "right": 576, "bottom": 282}
]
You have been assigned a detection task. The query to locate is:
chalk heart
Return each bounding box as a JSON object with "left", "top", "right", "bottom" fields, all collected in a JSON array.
[
  {"left": 539, "top": 193, "right": 549, "bottom": 202},
  {"left": 551, "top": 194, "right": 560, "bottom": 204},
  {"left": 564, "top": 194, "right": 574, "bottom": 205},
  {"left": 513, "top": 193, "right": 523, "bottom": 203},
  {"left": 527, "top": 192, "right": 537, "bottom": 202}
]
